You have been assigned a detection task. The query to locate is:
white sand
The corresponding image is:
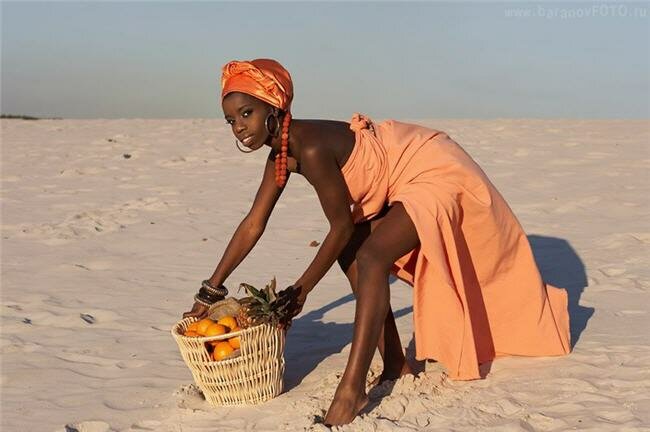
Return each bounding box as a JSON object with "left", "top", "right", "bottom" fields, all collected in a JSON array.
[{"left": 1, "top": 118, "right": 648, "bottom": 431}]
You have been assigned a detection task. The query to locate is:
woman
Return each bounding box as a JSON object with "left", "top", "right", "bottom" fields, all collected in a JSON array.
[{"left": 183, "top": 58, "right": 571, "bottom": 426}]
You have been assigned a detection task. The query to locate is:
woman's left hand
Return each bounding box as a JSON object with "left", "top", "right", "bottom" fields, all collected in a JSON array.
[{"left": 276, "top": 285, "right": 307, "bottom": 330}]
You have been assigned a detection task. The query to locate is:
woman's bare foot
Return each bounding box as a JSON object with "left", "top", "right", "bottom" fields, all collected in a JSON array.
[
  {"left": 368, "top": 357, "right": 414, "bottom": 387},
  {"left": 324, "top": 384, "right": 369, "bottom": 427}
]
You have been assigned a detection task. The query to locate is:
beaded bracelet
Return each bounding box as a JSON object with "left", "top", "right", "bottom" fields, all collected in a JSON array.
[{"left": 193, "top": 293, "right": 213, "bottom": 308}]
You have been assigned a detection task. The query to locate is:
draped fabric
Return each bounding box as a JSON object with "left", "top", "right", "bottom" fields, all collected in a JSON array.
[{"left": 342, "top": 113, "right": 571, "bottom": 380}]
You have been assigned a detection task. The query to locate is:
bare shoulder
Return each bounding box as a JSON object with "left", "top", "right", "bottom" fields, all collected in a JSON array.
[
  {"left": 300, "top": 140, "right": 337, "bottom": 183},
  {"left": 295, "top": 122, "right": 354, "bottom": 214},
  {"left": 295, "top": 120, "right": 355, "bottom": 170}
]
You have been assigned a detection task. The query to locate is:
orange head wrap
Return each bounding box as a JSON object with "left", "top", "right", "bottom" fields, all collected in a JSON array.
[
  {"left": 221, "top": 58, "right": 293, "bottom": 188},
  {"left": 221, "top": 59, "right": 293, "bottom": 112}
]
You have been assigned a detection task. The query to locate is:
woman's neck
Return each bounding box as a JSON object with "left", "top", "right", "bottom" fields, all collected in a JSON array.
[{"left": 269, "top": 117, "right": 304, "bottom": 160}]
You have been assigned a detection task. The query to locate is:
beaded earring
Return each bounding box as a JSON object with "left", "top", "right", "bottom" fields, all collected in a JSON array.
[{"left": 275, "top": 112, "right": 291, "bottom": 187}]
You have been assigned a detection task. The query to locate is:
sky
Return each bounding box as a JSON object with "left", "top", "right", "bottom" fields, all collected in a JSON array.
[{"left": 1, "top": 1, "right": 648, "bottom": 119}]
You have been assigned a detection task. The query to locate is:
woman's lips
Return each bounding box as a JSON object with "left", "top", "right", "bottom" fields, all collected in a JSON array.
[{"left": 242, "top": 136, "right": 254, "bottom": 146}]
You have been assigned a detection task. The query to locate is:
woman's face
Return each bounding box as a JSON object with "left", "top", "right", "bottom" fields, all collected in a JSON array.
[{"left": 222, "top": 92, "right": 275, "bottom": 152}]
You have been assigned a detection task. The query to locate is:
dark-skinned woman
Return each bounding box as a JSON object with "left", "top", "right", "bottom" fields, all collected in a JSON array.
[{"left": 183, "top": 59, "right": 571, "bottom": 426}]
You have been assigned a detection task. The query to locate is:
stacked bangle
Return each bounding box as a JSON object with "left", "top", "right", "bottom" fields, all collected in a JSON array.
[
  {"left": 193, "top": 280, "right": 229, "bottom": 307},
  {"left": 193, "top": 293, "right": 213, "bottom": 307},
  {"left": 202, "top": 280, "right": 229, "bottom": 297}
]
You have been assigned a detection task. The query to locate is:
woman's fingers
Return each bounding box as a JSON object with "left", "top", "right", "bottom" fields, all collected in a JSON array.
[
  {"left": 182, "top": 303, "right": 208, "bottom": 319},
  {"left": 276, "top": 286, "right": 302, "bottom": 322}
]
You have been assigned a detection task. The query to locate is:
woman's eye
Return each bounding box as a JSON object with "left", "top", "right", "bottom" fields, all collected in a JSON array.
[
  {"left": 242, "top": 110, "right": 251, "bottom": 117},
  {"left": 225, "top": 119, "right": 234, "bottom": 125}
]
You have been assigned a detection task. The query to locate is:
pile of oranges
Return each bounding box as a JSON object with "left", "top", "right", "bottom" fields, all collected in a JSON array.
[{"left": 183, "top": 315, "right": 241, "bottom": 361}]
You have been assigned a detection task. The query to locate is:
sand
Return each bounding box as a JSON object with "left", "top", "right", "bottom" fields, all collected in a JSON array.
[{"left": 1, "top": 118, "right": 648, "bottom": 431}]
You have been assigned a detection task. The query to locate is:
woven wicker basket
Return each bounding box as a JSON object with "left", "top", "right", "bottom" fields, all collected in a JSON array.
[{"left": 172, "top": 317, "right": 286, "bottom": 406}]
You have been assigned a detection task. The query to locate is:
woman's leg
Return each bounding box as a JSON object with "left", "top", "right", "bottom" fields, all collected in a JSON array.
[
  {"left": 325, "top": 203, "right": 420, "bottom": 426},
  {"left": 337, "top": 218, "right": 412, "bottom": 383}
]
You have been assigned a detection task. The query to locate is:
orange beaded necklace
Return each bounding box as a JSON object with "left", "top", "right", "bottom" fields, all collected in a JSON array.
[{"left": 275, "top": 112, "right": 292, "bottom": 188}]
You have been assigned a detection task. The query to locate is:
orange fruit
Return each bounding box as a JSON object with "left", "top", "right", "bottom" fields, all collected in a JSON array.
[
  {"left": 217, "top": 316, "right": 238, "bottom": 331},
  {"left": 186, "top": 321, "right": 200, "bottom": 333},
  {"left": 228, "top": 335, "right": 240, "bottom": 349},
  {"left": 204, "top": 323, "right": 227, "bottom": 338},
  {"left": 227, "top": 326, "right": 241, "bottom": 348},
  {"left": 212, "top": 341, "right": 234, "bottom": 361},
  {"left": 195, "top": 318, "right": 215, "bottom": 336},
  {"left": 184, "top": 330, "right": 200, "bottom": 337}
]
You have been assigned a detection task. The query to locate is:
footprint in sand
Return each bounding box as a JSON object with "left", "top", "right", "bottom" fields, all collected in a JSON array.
[
  {"left": 523, "top": 412, "right": 568, "bottom": 431},
  {"left": 108, "top": 133, "right": 130, "bottom": 141},
  {"left": 59, "top": 167, "right": 106, "bottom": 177},
  {"left": 599, "top": 267, "right": 627, "bottom": 277},
  {"left": 477, "top": 397, "right": 523, "bottom": 416},
  {"left": 173, "top": 384, "right": 211, "bottom": 411},
  {"left": 376, "top": 394, "right": 408, "bottom": 420},
  {"left": 156, "top": 156, "right": 201, "bottom": 168},
  {"left": 56, "top": 352, "right": 122, "bottom": 368},
  {"left": 615, "top": 310, "right": 647, "bottom": 316},
  {"left": 125, "top": 420, "right": 162, "bottom": 431},
  {"left": 79, "top": 260, "right": 113, "bottom": 270},
  {"left": 596, "top": 409, "right": 637, "bottom": 424},
  {"left": 629, "top": 232, "right": 650, "bottom": 243},
  {"left": 13, "top": 197, "right": 174, "bottom": 243},
  {"left": 61, "top": 421, "right": 114, "bottom": 432}
]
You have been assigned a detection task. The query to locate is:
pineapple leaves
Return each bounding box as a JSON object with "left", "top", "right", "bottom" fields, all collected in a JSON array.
[
  {"left": 266, "top": 277, "right": 278, "bottom": 303},
  {"left": 237, "top": 278, "right": 288, "bottom": 328},
  {"left": 239, "top": 282, "right": 269, "bottom": 305}
]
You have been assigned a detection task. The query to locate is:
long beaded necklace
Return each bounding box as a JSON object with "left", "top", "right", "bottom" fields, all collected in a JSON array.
[{"left": 275, "top": 113, "right": 292, "bottom": 187}]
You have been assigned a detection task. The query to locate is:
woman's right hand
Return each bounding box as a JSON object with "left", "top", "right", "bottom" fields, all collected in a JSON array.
[{"left": 182, "top": 302, "right": 209, "bottom": 320}]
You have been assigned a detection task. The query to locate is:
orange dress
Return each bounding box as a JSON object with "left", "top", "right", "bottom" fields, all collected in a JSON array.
[{"left": 341, "top": 113, "right": 571, "bottom": 380}]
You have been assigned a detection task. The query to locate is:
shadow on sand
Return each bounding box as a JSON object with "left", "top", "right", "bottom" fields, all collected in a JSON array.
[
  {"left": 528, "top": 234, "right": 593, "bottom": 348},
  {"left": 284, "top": 235, "right": 592, "bottom": 392},
  {"left": 283, "top": 275, "right": 413, "bottom": 392}
]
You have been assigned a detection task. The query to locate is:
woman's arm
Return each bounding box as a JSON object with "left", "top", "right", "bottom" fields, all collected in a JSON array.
[
  {"left": 183, "top": 151, "right": 287, "bottom": 318},
  {"left": 292, "top": 144, "right": 355, "bottom": 296}
]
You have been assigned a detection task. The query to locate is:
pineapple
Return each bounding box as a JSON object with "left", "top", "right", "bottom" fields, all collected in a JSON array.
[{"left": 237, "top": 278, "right": 296, "bottom": 328}]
